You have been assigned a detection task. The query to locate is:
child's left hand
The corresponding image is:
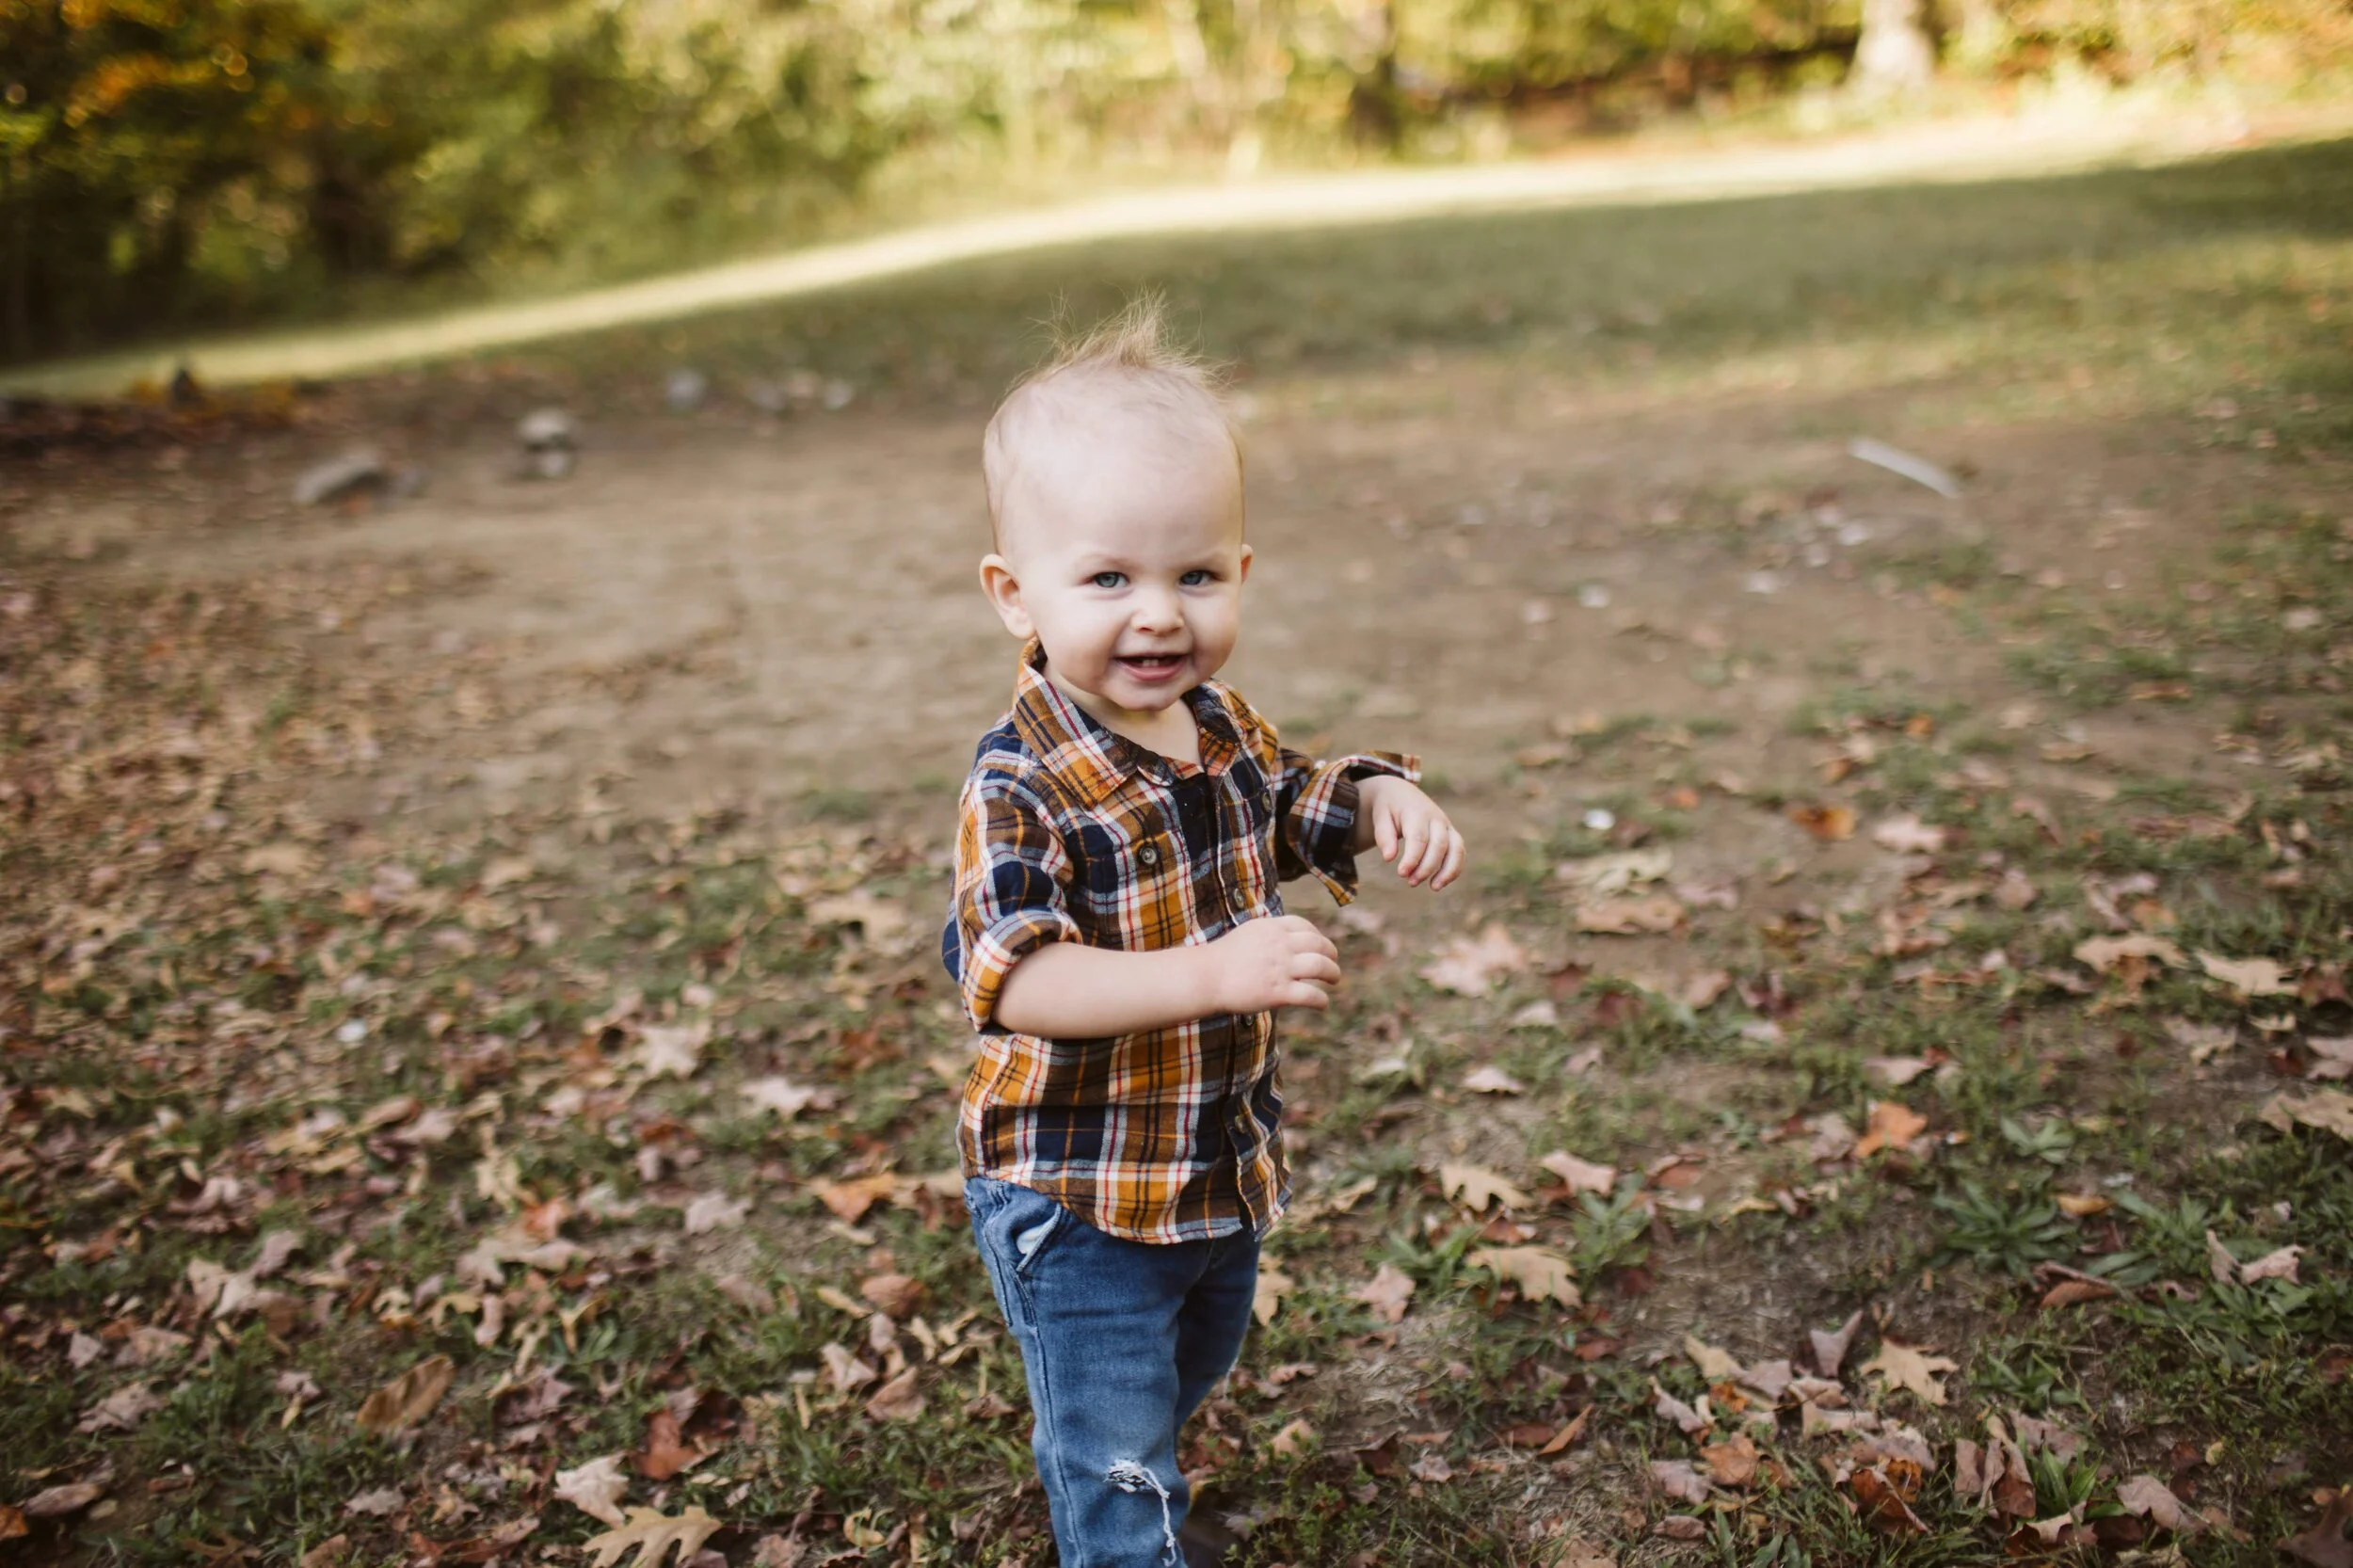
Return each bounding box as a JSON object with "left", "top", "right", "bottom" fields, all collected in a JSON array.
[{"left": 1356, "top": 776, "right": 1465, "bottom": 889}]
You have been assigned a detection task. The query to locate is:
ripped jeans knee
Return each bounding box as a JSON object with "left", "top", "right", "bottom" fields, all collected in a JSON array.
[{"left": 1104, "top": 1459, "right": 1181, "bottom": 1566}]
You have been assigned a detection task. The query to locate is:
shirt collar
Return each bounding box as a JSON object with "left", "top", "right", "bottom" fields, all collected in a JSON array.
[{"left": 1008, "top": 639, "right": 1244, "bottom": 806}]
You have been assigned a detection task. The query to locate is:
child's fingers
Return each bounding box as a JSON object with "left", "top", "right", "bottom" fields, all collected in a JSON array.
[
  {"left": 1376, "top": 806, "right": 1399, "bottom": 862},
  {"left": 1282, "top": 981, "right": 1332, "bottom": 1010},
  {"left": 1397, "top": 821, "right": 1429, "bottom": 881},
  {"left": 1431, "top": 827, "right": 1465, "bottom": 889},
  {"left": 1291, "top": 952, "right": 1343, "bottom": 987}
]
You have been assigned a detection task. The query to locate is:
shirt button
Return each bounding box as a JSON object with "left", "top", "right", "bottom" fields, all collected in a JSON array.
[{"left": 1138, "top": 843, "right": 1160, "bottom": 867}]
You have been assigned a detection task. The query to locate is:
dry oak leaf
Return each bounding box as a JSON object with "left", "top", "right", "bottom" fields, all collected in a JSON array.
[
  {"left": 1467, "top": 1246, "right": 1580, "bottom": 1306},
  {"left": 1649, "top": 1459, "right": 1711, "bottom": 1506},
  {"left": 355, "top": 1354, "right": 455, "bottom": 1436},
  {"left": 812, "top": 1173, "right": 898, "bottom": 1224},
  {"left": 865, "top": 1367, "right": 925, "bottom": 1422},
  {"left": 1461, "top": 1064, "right": 1527, "bottom": 1096},
  {"left": 0, "top": 1507, "right": 24, "bottom": 1544},
  {"left": 2281, "top": 1488, "right": 2353, "bottom": 1568},
  {"left": 21, "top": 1482, "right": 104, "bottom": 1518},
  {"left": 582, "top": 1505, "right": 722, "bottom": 1568},
  {"left": 2116, "top": 1475, "right": 2200, "bottom": 1533},
  {"left": 1701, "top": 1432, "right": 1761, "bottom": 1487},
  {"left": 1418, "top": 923, "right": 1529, "bottom": 997},
  {"left": 1862, "top": 1056, "right": 1932, "bottom": 1087},
  {"left": 2241, "top": 1244, "right": 2305, "bottom": 1283},
  {"left": 76, "top": 1380, "right": 163, "bottom": 1433},
  {"left": 1438, "top": 1162, "right": 1531, "bottom": 1213},
  {"left": 2261, "top": 1089, "right": 2353, "bottom": 1143},
  {"left": 635, "top": 1410, "right": 703, "bottom": 1480},
  {"left": 1851, "top": 1466, "right": 1929, "bottom": 1535},
  {"left": 2309, "top": 1036, "right": 2353, "bottom": 1080},
  {"left": 1551, "top": 1537, "right": 1614, "bottom": 1568},
  {"left": 1537, "top": 1407, "right": 1594, "bottom": 1457},
  {"left": 1574, "top": 895, "right": 1686, "bottom": 936},
  {"left": 1540, "top": 1151, "right": 1618, "bottom": 1196},
  {"left": 2074, "top": 934, "right": 2185, "bottom": 973},
  {"left": 1870, "top": 815, "right": 1948, "bottom": 854},
  {"left": 1353, "top": 1263, "right": 1417, "bottom": 1324},
  {"left": 1655, "top": 1516, "right": 1707, "bottom": 1542},
  {"left": 1252, "top": 1267, "right": 1295, "bottom": 1327},
  {"left": 2197, "top": 952, "right": 2296, "bottom": 998},
  {"left": 1810, "top": 1309, "right": 1865, "bottom": 1377},
  {"left": 635, "top": 1018, "right": 712, "bottom": 1080},
  {"left": 1651, "top": 1380, "right": 1713, "bottom": 1435},
  {"left": 681, "top": 1192, "right": 750, "bottom": 1236},
  {"left": 1268, "top": 1418, "right": 1316, "bottom": 1460},
  {"left": 858, "top": 1273, "right": 925, "bottom": 1320},
  {"left": 1788, "top": 803, "right": 1857, "bottom": 841},
  {"left": 741, "top": 1077, "right": 832, "bottom": 1120},
  {"left": 1859, "top": 1342, "right": 1958, "bottom": 1406},
  {"left": 2205, "top": 1229, "right": 2242, "bottom": 1284},
  {"left": 1683, "top": 1336, "right": 1742, "bottom": 1383},
  {"left": 553, "top": 1453, "right": 631, "bottom": 1527},
  {"left": 1851, "top": 1100, "right": 1928, "bottom": 1160}
]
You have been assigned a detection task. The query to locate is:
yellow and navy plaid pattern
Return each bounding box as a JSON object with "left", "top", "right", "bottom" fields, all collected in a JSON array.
[{"left": 942, "top": 641, "right": 1417, "bottom": 1244}]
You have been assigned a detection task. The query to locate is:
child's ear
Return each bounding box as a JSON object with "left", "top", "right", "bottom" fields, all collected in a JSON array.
[
  {"left": 1238, "top": 543, "right": 1254, "bottom": 584},
  {"left": 978, "top": 554, "right": 1033, "bottom": 640}
]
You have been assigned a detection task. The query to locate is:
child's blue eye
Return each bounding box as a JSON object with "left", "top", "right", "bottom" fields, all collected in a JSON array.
[
  {"left": 1179, "top": 569, "right": 1212, "bottom": 586},
  {"left": 1092, "top": 571, "right": 1126, "bottom": 589}
]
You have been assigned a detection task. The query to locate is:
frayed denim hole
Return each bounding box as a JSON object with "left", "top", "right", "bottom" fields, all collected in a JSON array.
[{"left": 1105, "top": 1458, "right": 1180, "bottom": 1566}]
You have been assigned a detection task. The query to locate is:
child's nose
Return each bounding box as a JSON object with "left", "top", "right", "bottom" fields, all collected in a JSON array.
[{"left": 1132, "top": 586, "right": 1183, "bottom": 630}]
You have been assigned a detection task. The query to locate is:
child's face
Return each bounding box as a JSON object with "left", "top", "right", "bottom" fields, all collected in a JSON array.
[{"left": 980, "top": 424, "right": 1250, "bottom": 719}]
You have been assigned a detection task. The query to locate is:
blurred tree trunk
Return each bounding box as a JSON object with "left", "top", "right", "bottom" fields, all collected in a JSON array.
[{"left": 1850, "top": 0, "right": 1936, "bottom": 95}]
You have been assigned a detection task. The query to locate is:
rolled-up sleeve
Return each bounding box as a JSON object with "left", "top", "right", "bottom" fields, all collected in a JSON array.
[
  {"left": 1270, "top": 747, "right": 1420, "bottom": 903},
  {"left": 946, "top": 771, "right": 1081, "bottom": 1032}
]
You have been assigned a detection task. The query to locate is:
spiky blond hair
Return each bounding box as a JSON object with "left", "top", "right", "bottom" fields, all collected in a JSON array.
[{"left": 982, "top": 296, "right": 1241, "bottom": 545}]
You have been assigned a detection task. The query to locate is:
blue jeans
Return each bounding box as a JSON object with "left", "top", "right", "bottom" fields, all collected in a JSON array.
[{"left": 965, "top": 1177, "right": 1259, "bottom": 1568}]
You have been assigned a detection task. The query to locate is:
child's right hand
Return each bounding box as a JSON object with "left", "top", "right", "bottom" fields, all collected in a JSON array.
[{"left": 1207, "top": 915, "right": 1341, "bottom": 1013}]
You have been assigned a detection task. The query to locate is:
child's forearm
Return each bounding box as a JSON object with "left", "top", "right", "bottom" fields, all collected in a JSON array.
[{"left": 992, "top": 941, "right": 1218, "bottom": 1037}]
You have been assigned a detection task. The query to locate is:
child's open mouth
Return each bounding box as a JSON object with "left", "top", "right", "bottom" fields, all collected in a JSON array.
[{"left": 1115, "top": 653, "right": 1188, "bottom": 683}]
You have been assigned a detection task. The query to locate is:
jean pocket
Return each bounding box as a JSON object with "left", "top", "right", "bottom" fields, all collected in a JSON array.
[{"left": 1009, "top": 1202, "right": 1065, "bottom": 1278}]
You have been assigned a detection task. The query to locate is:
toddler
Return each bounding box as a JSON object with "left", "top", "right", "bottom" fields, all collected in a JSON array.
[{"left": 941, "top": 301, "right": 1463, "bottom": 1567}]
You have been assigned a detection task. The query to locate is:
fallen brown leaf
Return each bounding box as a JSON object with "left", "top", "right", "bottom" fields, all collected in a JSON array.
[
  {"left": 2116, "top": 1475, "right": 2200, "bottom": 1533},
  {"left": 812, "top": 1173, "right": 897, "bottom": 1224},
  {"left": 1418, "top": 923, "right": 1529, "bottom": 996},
  {"left": 2261, "top": 1089, "right": 2353, "bottom": 1142},
  {"left": 1353, "top": 1263, "right": 1417, "bottom": 1324},
  {"left": 1539, "top": 1151, "right": 1617, "bottom": 1195},
  {"left": 1851, "top": 1099, "right": 1927, "bottom": 1160},
  {"left": 1810, "top": 1309, "right": 1865, "bottom": 1377},
  {"left": 1788, "top": 804, "right": 1857, "bottom": 841},
  {"left": 1701, "top": 1432, "right": 1759, "bottom": 1487},
  {"left": 2197, "top": 952, "right": 2296, "bottom": 998},
  {"left": 1467, "top": 1245, "right": 1579, "bottom": 1306},
  {"left": 1870, "top": 815, "right": 1947, "bottom": 854},
  {"left": 1574, "top": 895, "right": 1686, "bottom": 935},
  {"left": 553, "top": 1454, "right": 631, "bottom": 1527},
  {"left": 2075, "top": 934, "right": 2185, "bottom": 973},
  {"left": 858, "top": 1272, "right": 926, "bottom": 1320},
  {"left": 355, "top": 1355, "right": 454, "bottom": 1436},
  {"left": 1438, "top": 1161, "right": 1531, "bottom": 1213},
  {"left": 22, "top": 1482, "right": 104, "bottom": 1518},
  {"left": 1859, "top": 1341, "right": 1957, "bottom": 1406},
  {"left": 1649, "top": 1459, "right": 1711, "bottom": 1505},
  {"left": 864, "top": 1368, "right": 925, "bottom": 1422},
  {"left": 582, "top": 1505, "right": 722, "bottom": 1568},
  {"left": 1851, "top": 1466, "right": 1929, "bottom": 1534},
  {"left": 1252, "top": 1267, "right": 1295, "bottom": 1326},
  {"left": 2281, "top": 1488, "right": 2353, "bottom": 1568}
]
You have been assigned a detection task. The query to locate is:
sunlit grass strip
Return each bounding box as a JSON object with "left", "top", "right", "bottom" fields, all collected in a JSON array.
[{"left": 0, "top": 109, "right": 2309, "bottom": 401}]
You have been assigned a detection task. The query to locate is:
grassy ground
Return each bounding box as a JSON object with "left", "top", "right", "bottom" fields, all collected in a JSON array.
[{"left": 3, "top": 135, "right": 2352, "bottom": 1566}]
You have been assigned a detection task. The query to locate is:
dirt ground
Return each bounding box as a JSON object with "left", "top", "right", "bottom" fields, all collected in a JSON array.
[{"left": 16, "top": 353, "right": 2302, "bottom": 942}]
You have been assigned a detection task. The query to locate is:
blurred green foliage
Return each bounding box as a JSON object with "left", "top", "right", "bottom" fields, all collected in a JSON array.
[{"left": 2, "top": 0, "right": 2346, "bottom": 362}]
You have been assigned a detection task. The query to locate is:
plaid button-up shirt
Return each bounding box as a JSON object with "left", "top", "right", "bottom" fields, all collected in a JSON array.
[{"left": 943, "top": 642, "right": 1418, "bottom": 1243}]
